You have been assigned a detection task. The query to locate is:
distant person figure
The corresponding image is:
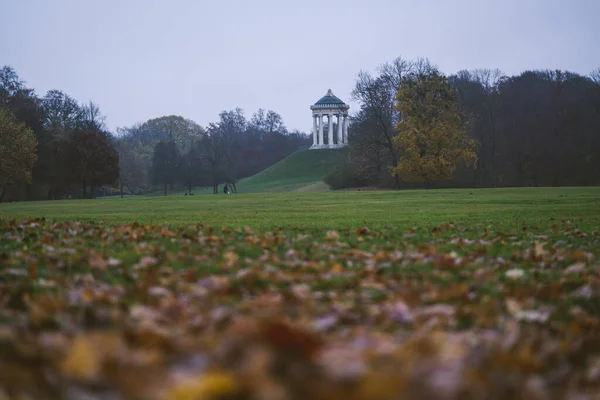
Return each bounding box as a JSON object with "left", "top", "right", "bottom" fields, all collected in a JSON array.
[{"left": 224, "top": 184, "right": 229, "bottom": 195}]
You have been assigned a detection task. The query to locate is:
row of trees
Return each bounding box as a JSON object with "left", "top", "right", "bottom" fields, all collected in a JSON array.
[
  {"left": 1, "top": 66, "right": 120, "bottom": 201},
  {"left": 327, "top": 57, "right": 600, "bottom": 189},
  {"left": 118, "top": 108, "right": 310, "bottom": 196},
  {"left": 0, "top": 65, "right": 310, "bottom": 201},
  {"left": 4, "top": 57, "right": 598, "bottom": 200}
]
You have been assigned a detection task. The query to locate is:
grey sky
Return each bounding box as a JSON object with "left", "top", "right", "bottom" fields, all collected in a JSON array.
[{"left": 1, "top": 0, "right": 599, "bottom": 133}]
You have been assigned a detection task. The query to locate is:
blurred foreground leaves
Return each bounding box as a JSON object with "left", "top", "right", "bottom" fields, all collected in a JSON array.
[{"left": 0, "top": 217, "right": 599, "bottom": 399}]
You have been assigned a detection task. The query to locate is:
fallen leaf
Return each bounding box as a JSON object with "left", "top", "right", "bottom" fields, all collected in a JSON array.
[{"left": 167, "top": 371, "right": 240, "bottom": 400}]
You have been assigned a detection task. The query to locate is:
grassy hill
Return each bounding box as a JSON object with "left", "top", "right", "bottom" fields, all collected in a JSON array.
[{"left": 236, "top": 148, "right": 346, "bottom": 193}]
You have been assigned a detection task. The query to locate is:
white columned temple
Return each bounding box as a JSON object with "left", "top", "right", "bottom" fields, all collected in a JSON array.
[{"left": 310, "top": 89, "right": 350, "bottom": 149}]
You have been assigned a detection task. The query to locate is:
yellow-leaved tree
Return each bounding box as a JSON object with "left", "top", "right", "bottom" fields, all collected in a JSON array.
[
  {"left": 392, "top": 71, "right": 478, "bottom": 185},
  {"left": 0, "top": 108, "right": 38, "bottom": 201}
]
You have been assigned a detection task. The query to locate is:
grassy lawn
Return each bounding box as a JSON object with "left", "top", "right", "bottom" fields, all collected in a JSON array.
[
  {"left": 1, "top": 186, "right": 600, "bottom": 398},
  {"left": 1, "top": 186, "right": 599, "bottom": 229}
]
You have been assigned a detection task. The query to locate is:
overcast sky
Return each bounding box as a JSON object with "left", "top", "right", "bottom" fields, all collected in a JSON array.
[{"left": 1, "top": 0, "right": 599, "bottom": 133}]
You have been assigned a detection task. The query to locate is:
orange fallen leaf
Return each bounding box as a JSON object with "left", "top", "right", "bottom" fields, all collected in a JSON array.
[
  {"left": 331, "top": 263, "right": 344, "bottom": 274},
  {"left": 223, "top": 251, "right": 239, "bottom": 264}
]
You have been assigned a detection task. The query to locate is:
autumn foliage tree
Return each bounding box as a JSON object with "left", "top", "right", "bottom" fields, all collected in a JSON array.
[
  {"left": 0, "top": 108, "right": 38, "bottom": 201},
  {"left": 393, "top": 71, "right": 478, "bottom": 185}
]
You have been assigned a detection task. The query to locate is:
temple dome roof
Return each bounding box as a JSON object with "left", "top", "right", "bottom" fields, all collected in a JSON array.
[{"left": 312, "top": 89, "right": 348, "bottom": 108}]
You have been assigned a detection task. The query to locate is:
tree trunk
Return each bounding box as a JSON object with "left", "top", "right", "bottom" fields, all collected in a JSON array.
[
  {"left": 164, "top": 183, "right": 167, "bottom": 196},
  {"left": 91, "top": 185, "right": 96, "bottom": 199},
  {"left": 120, "top": 179, "right": 124, "bottom": 198},
  {"left": 82, "top": 183, "right": 87, "bottom": 199},
  {"left": 393, "top": 174, "right": 400, "bottom": 189},
  {"left": 0, "top": 186, "right": 6, "bottom": 203},
  {"left": 387, "top": 144, "right": 401, "bottom": 190}
]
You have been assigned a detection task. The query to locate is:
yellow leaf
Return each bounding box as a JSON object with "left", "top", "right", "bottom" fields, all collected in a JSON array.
[
  {"left": 358, "top": 372, "right": 404, "bottom": 399},
  {"left": 61, "top": 335, "right": 100, "bottom": 381},
  {"left": 167, "top": 372, "right": 239, "bottom": 400},
  {"left": 61, "top": 333, "right": 122, "bottom": 381}
]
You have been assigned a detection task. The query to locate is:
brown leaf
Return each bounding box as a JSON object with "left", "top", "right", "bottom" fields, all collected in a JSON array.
[
  {"left": 88, "top": 251, "right": 108, "bottom": 271},
  {"left": 262, "top": 321, "right": 322, "bottom": 359},
  {"left": 223, "top": 251, "right": 239, "bottom": 264}
]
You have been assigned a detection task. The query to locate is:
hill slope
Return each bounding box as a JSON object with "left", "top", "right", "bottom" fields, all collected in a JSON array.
[{"left": 237, "top": 148, "right": 346, "bottom": 193}]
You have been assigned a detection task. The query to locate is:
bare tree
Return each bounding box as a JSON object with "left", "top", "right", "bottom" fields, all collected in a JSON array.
[
  {"left": 201, "top": 123, "right": 227, "bottom": 194},
  {"left": 80, "top": 101, "right": 106, "bottom": 132},
  {"left": 590, "top": 68, "right": 600, "bottom": 85},
  {"left": 351, "top": 71, "right": 399, "bottom": 187},
  {"left": 472, "top": 69, "right": 504, "bottom": 185},
  {"left": 351, "top": 57, "right": 435, "bottom": 188}
]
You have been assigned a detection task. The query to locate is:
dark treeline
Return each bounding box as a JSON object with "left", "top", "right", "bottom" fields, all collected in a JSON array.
[
  {"left": 327, "top": 57, "right": 600, "bottom": 189},
  {"left": 3, "top": 57, "right": 599, "bottom": 201},
  {"left": 118, "top": 108, "right": 310, "bottom": 196},
  {"left": 1, "top": 66, "right": 119, "bottom": 201},
  {"left": 0, "top": 66, "right": 310, "bottom": 201}
]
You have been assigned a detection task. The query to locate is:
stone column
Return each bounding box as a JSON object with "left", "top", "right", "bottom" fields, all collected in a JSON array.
[
  {"left": 312, "top": 115, "right": 317, "bottom": 146},
  {"left": 342, "top": 115, "right": 348, "bottom": 144},
  {"left": 328, "top": 113, "right": 333, "bottom": 146},
  {"left": 337, "top": 114, "right": 343, "bottom": 145},
  {"left": 318, "top": 114, "right": 324, "bottom": 146}
]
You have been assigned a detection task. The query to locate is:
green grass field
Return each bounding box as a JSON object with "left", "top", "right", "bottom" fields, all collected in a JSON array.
[
  {"left": 1, "top": 186, "right": 599, "bottom": 229},
  {"left": 1, "top": 186, "right": 600, "bottom": 398}
]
